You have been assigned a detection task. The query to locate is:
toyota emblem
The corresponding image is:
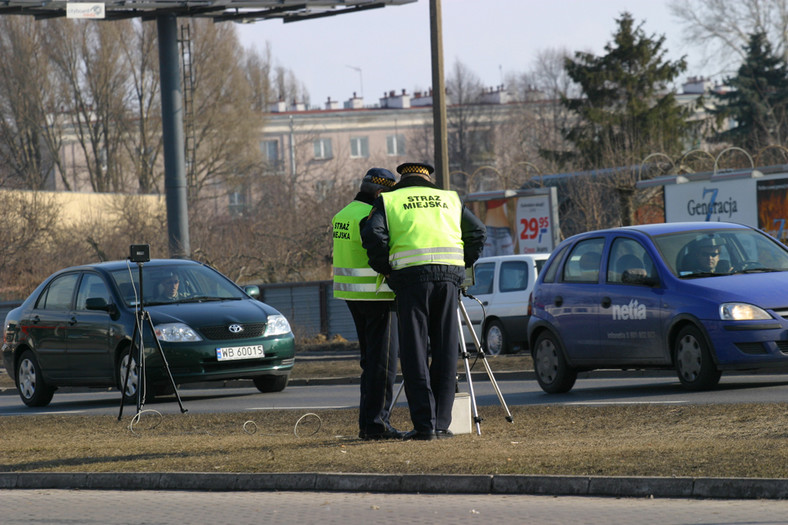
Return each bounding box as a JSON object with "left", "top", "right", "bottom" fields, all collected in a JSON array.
[{"left": 228, "top": 324, "right": 244, "bottom": 334}]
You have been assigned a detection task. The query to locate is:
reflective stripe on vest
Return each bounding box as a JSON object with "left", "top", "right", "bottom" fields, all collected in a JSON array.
[
  {"left": 332, "top": 201, "right": 394, "bottom": 301},
  {"left": 381, "top": 186, "right": 464, "bottom": 271}
]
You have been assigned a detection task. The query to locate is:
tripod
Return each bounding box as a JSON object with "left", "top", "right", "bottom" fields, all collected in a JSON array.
[
  {"left": 456, "top": 288, "right": 513, "bottom": 434},
  {"left": 118, "top": 261, "right": 186, "bottom": 421},
  {"left": 388, "top": 288, "right": 513, "bottom": 435}
]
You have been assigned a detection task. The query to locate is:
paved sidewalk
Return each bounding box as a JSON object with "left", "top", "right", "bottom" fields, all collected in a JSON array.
[{"left": 4, "top": 489, "right": 788, "bottom": 525}]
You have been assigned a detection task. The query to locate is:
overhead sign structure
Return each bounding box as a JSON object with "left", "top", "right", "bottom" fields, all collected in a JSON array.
[
  {"left": 0, "top": 0, "right": 416, "bottom": 258},
  {"left": 663, "top": 171, "right": 788, "bottom": 243},
  {"left": 465, "top": 187, "right": 559, "bottom": 255},
  {"left": 66, "top": 3, "right": 105, "bottom": 19}
]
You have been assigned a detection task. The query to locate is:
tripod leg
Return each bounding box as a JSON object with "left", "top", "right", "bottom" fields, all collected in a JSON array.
[
  {"left": 144, "top": 312, "right": 187, "bottom": 413},
  {"left": 457, "top": 308, "right": 482, "bottom": 435},
  {"left": 388, "top": 379, "right": 405, "bottom": 414},
  {"left": 118, "top": 315, "right": 142, "bottom": 421},
  {"left": 458, "top": 295, "right": 514, "bottom": 423}
]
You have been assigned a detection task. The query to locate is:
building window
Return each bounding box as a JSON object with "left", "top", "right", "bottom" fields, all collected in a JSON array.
[
  {"left": 260, "top": 140, "right": 279, "bottom": 163},
  {"left": 228, "top": 187, "right": 247, "bottom": 216},
  {"left": 315, "top": 180, "right": 335, "bottom": 201},
  {"left": 314, "top": 138, "right": 333, "bottom": 159},
  {"left": 386, "top": 134, "right": 405, "bottom": 156},
  {"left": 350, "top": 136, "right": 369, "bottom": 158}
]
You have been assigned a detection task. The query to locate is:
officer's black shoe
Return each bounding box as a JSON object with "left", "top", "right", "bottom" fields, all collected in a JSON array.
[
  {"left": 361, "top": 427, "right": 406, "bottom": 441},
  {"left": 402, "top": 429, "right": 437, "bottom": 441},
  {"left": 435, "top": 429, "right": 454, "bottom": 439}
]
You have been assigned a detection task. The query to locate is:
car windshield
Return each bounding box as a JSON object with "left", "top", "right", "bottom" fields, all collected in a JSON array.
[
  {"left": 110, "top": 263, "right": 247, "bottom": 306},
  {"left": 653, "top": 227, "right": 788, "bottom": 278}
]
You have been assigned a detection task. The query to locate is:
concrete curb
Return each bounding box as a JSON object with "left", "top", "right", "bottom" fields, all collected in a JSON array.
[{"left": 1, "top": 472, "right": 787, "bottom": 499}]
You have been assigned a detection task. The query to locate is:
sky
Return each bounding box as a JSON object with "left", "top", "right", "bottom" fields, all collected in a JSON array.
[{"left": 234, "top": 0, "right": 707, "bottom": 108}]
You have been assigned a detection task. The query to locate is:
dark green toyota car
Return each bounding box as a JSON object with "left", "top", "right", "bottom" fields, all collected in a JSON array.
[{"left": 2, "top": 259, "right": 295, "bottom": 407}]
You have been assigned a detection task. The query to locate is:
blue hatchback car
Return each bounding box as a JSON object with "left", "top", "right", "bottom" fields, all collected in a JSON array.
[{"left": 527, "top": 222, "right": 788, "bottom": 393}]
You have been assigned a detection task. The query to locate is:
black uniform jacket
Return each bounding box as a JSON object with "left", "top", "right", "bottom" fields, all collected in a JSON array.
[{"left": 360, "top": 176, "right": 486, "bottom": 291}]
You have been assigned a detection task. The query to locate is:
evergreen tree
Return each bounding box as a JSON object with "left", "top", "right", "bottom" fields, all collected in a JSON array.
[
  {"left": 713, "top": 32, "right": 788, "bottom": 151},
  {"left": 555, "top": 12, "right": 689, "bottom": 226},
  {"left": 561, "top": 12, "right": 689, "bottom": 169}
]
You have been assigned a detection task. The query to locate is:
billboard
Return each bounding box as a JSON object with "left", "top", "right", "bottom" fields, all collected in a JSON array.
[
  {"left": 664, "top": 178, "right": 758, "bottom": 225},
  {"left": 756, "top": 178, "right": 788, "bottom": 243},
  {"left": 465, "top": 187, "right": 559, "bottom": 255},
  {"left": 662, "top": 171, "right": 788, "bottom": 244}
]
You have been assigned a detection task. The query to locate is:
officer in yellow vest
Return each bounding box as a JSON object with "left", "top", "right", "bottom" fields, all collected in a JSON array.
[
  {"left": 332, "top": 168, "right": 404, "bottom": 440},
  {"left": 361, "top": 162, "right": 486, "bottom": 441}
]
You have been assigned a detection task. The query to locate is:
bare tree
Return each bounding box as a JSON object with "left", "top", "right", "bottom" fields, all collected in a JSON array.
[
  {"left": 500, "top": 47, "right": 579, "bottom": 185},
  {"left": 446, "top": 60, "right": 491, "bottom": 177},
  {"left": 669, "top": 0, "right": 788, "bottom": 75},
  {"left": 46, "top": 19, "right": 134, "bottom": 193},
  {"left": 182, "top": 20, "right": 264, "bottom": 202},
  {"left": 0, "top": 191, "right": 61, "bottom": 298},
  {"left": 0, "top": 18, "right": 67, "bottom": 190},
  {"left": 118, "top": 20, "right": 162, "bottom": 194}
]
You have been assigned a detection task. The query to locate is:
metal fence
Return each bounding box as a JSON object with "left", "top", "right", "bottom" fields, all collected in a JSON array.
[{"left": 258, "top": 280, "right": 356, "bottom": 342}]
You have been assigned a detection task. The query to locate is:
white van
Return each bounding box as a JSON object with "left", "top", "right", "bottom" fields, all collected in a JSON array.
[{"left": 460, "top": 253, "right": 550, "bottom": 355}]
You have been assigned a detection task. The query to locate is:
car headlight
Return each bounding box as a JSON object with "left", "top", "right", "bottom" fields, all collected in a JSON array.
[
  {"left": 264, "top": 314, "right": 291, "bottom": 337},
  {"left": 719, "top": 303, "right": 772, "bottom": 321},
  {"left": 154, "top": 323, "right": 203, "bottom": 342}
]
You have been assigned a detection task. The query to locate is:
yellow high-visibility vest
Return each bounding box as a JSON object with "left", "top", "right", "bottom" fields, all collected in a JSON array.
[
  {"left": 381, "top": 186, "right": 464, "bottom": 270},
  {"left": 332, "top": 200, "right": 394, "bottom": 301}
]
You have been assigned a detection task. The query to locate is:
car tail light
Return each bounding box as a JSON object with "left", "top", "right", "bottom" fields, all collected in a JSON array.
[{"left": 527, "top": 292, "right": 533, "bottom": 316}]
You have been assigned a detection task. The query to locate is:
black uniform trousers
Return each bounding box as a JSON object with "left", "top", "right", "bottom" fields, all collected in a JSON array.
[
  {"left": 346, "top": 300, "right": 399, "bottom": 436},
  {"left": 395, "top": 279, "right": 460, "bottom": 432}
]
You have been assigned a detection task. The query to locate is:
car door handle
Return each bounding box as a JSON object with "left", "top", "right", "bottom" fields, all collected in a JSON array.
[
  {"left": 69, "top": 316, "right": 78, "bottom": 325},
  {"left": 601, "top": 296, "right": 612, "bottom": 308},
  {"left": 32, "top": 315, "right": 40, "bottom": 324},
  {"left": 482, "top": 301, "right": 489, "bottom": 306},
  {"left": 554, "top": 296, "right": 563, "bottom": 307}
]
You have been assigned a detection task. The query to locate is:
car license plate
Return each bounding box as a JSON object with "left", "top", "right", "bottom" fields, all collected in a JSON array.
[{"left": 216, "top": 345, "right": 265, "bottom": 361}]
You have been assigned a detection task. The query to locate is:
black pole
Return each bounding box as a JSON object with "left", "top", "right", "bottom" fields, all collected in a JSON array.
[
  {"left": 430, "top": 0, "right": 449, "bottom": 190},
  {"left": 157, "top": 14, "right": 191, "bottom": 258}
]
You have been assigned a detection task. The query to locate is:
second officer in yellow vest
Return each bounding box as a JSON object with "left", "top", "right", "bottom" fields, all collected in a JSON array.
[
  {"left": 332, "top": 168, "right": 403, "bottom": 440},
  {"left": 361, "top": 162, "right": 486, "bottom": 440}
]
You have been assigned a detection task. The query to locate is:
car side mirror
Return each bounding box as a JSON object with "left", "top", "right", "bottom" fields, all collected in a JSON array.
[
  {"left": 86, "top": 297, "right": 119, "bottom": 318},
  {"left": 244, "top": 285, "right": 261, "bottom": 299}
]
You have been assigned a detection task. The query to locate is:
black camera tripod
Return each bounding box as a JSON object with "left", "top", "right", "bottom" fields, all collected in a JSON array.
[{"left": 117, "top": 258, "right": 186, "bottom": 421}]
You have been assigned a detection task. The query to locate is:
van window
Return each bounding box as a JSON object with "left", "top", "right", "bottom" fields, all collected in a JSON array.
[
  {"left": 499, "top": 261, "right": 528, "bottom": 292},
  {"left": 468, "top": 262, "right": 494, "bottom": 295}
]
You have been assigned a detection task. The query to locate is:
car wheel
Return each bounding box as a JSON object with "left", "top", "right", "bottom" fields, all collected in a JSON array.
[
  {"left": 253, "top": 374, "right": 288, "bottom": 393},
  {"left": 532, "top": 331, "right": 577, "bottom": 394},
  {"left": 484, "top": 320, "right": 508, "bottom": 356},
  {"left": 16, "top": 350, "right": 55, "bottom": 407},
  {"left": 118, "top": 346, "right": 141, "bottom": 405},
  {"left": 674, "top": 325, "right": 721, "bottom": 391}
]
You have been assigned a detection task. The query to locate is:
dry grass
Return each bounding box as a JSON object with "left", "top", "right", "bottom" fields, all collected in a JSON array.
[
  {"left": 4, "top": 345, "right": 788, "bottom": 478},
  {"left": 3, "top": 404, "right": 788, "bottom": 477}
]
